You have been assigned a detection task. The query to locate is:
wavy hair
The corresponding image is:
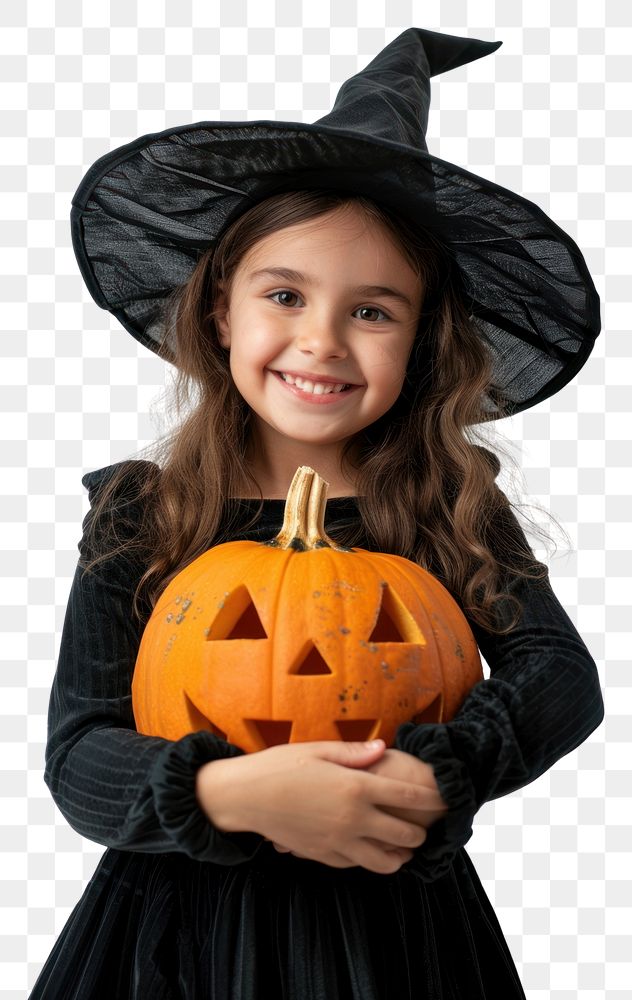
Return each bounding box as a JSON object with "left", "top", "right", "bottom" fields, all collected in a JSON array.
[{"left": 79, "top": 189, "right": 563, "bottom": 633}]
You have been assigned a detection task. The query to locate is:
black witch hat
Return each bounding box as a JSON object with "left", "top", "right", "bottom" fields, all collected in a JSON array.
[{"left": 70, "top": 26, "right": 600, "bottom": 419}]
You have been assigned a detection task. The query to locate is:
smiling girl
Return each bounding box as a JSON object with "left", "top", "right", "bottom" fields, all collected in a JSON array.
[{"left": 31, "top": 27, "right": 603, "bottom": 1000}]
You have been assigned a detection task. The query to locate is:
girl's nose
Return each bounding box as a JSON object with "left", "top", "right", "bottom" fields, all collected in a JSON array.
[{"left": 295, "top": 320, "right": 348, "bottom": 359}]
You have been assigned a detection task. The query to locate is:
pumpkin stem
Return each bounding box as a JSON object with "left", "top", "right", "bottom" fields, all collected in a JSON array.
[{"left": 266, "top": 466, "right": 353, "bottom": 551}]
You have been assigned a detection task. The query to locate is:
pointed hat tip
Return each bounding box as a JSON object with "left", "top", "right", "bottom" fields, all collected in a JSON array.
[{"left": 404, "top": 26, "right": 503, "bottom": 77}]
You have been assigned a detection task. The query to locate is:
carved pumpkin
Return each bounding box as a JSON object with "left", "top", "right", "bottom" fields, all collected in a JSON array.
[{"left": 132, "top": 466, "right": 483, "bottom": 752}]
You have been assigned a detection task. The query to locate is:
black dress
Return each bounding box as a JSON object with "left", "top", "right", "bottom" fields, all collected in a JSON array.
[{"left": 30, "top": 461, "right": 604, "bottom": 1000}]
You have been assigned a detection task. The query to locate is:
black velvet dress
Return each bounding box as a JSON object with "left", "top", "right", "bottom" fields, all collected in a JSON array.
[{"left": 30, "top": 461, "right": 604, "bottom": 1000}]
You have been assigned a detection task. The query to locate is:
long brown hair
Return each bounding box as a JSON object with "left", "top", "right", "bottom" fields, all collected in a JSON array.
[{"left": 79, "top": 189, "right": 563, "bottom": 633}]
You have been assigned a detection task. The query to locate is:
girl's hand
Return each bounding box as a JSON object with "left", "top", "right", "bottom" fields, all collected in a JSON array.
[
  {"left": 362, "top": 747, "right": 449, "bottom": 828},
  {"left": 268, "top": 744, "right": 448, "bottom": 862},
  {"left": 217, "top": 738, "right": 438, "bottom": 873},
  {"left": 269, "top": 748, "right": 448, "bottom": 856}
]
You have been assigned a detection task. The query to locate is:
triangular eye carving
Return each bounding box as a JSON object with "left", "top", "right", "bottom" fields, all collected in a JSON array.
[
  {"left": 367, "top": 583, "right": 425, "bottom": 643},
  {"left": 227, "top": 600, "right": 267, "bottom": 639},
  {"left": 205, "top": 585, "right": 268, "bottom": 640},
  {"left": 369, "top": 605, "right": 402, "bottom": 642},
  {"left": 368, "top": 584, "right": 405, "bottom": 642}
]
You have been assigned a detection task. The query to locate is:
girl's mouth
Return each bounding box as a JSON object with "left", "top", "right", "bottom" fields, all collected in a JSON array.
[{"left": 271, "top": 370, "right": 361, "bottom": 404}]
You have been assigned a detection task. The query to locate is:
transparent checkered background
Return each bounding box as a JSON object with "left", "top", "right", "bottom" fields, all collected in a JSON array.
[{"left": 2, "top": 0, "right": 629, "bottom": 996}]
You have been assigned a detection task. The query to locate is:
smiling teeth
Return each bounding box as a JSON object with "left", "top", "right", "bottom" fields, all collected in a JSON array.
[{"left": 280, "top": 372, "right": 350, "bottom": 394}]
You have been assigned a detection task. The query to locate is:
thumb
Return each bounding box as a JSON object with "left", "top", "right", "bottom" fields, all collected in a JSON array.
[{"left": 312, "top": 739, "right": 386, "bottom": 767}]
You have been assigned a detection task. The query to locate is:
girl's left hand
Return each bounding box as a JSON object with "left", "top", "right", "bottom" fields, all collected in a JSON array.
[
  {"left": 363, "top": 747, "right": 449, "bottom": 826},
  {"left": 269, "top": 747, "right": 449, "bottom": 857}
]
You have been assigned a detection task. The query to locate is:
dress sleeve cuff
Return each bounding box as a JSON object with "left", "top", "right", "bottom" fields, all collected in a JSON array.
[
  {"left": 394, "top": 721, "right": 478, "bottom": 882},
  {"left": 149, "top": 729, "right": 266, "bottom": 865}
]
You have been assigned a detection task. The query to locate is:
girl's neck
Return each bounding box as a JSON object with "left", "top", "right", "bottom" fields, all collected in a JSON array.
[{"left": 239, "top": 440, "right": 360, "bottom": 500}]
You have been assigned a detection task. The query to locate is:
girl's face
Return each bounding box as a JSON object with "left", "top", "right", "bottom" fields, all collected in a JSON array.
[{"left": 214, "top": 205, "right": 423, "bottom": 491}]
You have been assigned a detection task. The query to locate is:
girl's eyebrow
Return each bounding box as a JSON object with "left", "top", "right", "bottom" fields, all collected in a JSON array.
[{"left": 247, "top": 266, "right": 415, "bottom": 309}]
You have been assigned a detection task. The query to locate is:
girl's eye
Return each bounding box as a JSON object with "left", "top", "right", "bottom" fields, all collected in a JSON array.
[
  {"left": 355, "top": 305, "right": 389, "bottom": 322},
  {"left": 269, "top": 290, "right": 300, "bottom": 307}
]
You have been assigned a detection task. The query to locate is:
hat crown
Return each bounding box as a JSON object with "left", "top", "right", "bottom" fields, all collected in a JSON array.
[{"left": 315, "top": 27, "right": 502, "bottom": 151}]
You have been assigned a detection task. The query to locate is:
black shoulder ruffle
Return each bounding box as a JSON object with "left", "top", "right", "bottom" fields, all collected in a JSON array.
[{"left": 78, "top": 459, "right": 161, "bottom": 582}]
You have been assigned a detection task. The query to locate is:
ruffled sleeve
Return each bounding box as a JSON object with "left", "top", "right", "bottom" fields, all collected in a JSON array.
[
  {"left": 393, "top": 513, "right": 605, "bottom": 882},
  {"left": 44, "top": 461, "right": 266, "bottom": 865}
]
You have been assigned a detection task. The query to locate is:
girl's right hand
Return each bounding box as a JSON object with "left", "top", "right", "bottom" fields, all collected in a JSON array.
[{"left": 209, "top": 739, "right": 440, "bottom": 874}]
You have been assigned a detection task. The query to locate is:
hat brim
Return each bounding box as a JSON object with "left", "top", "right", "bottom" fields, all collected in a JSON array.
[{"left": 70, "top": 119, "right": 600, "bottom": 420}]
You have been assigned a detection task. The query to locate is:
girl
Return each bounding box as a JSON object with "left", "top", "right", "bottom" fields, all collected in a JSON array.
[{"left": 31, "top": 27, "right": 603, "bottom": 1000}]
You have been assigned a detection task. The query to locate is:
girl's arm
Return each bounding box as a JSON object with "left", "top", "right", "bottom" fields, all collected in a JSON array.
[
  {"left": 392, "top": 511, "right": 605, "bottom": 881},
  {"left": 43, "top": 463, "right": 266, "bottom": 866}
]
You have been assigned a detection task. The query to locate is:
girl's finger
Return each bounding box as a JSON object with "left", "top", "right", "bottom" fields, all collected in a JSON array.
[{"left": 370, "top": 772, "right": 447, "bottom": 812}]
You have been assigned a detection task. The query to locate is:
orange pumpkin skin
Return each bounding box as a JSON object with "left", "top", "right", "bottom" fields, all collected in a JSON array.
[{"left": 131, "top": 467, "right": 483, "bottom": 752}]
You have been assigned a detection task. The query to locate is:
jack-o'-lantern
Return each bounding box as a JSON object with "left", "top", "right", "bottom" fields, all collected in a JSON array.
[{"left": 131, "top": 466, "right": 483, "bottom": 751}]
